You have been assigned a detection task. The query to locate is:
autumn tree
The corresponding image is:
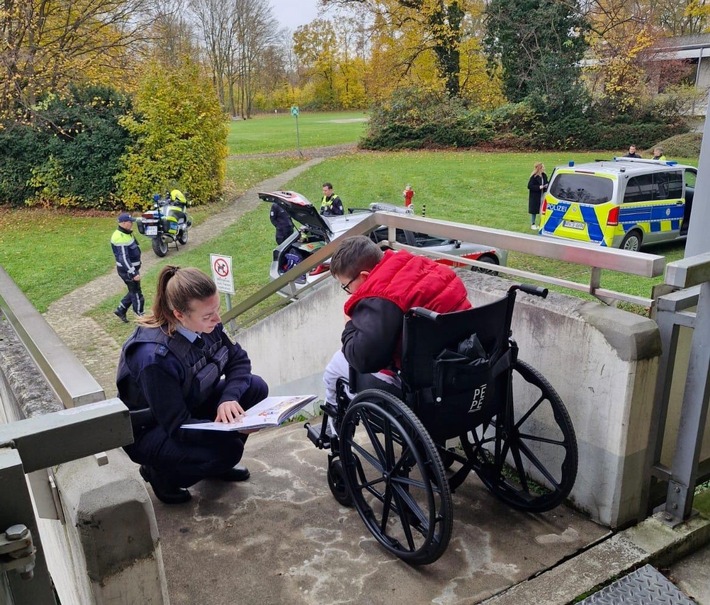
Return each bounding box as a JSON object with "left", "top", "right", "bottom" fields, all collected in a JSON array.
[
  {"left": 323, "top": 0, "right": 472, "bottom": 97},
  {"left": 484, "top": 0, "right": 588, "bottom": 116},
  {"left": 189, "top": 0, "right": 282, "bottom": 117},
  {"left": 0, "top": 0, "right": 150, "bottom": 119}
]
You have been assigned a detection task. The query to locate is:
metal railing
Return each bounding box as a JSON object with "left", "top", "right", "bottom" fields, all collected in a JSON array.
[
  {"left": 646, "top": 251, "right": 710, "bottom": 525},
  {"left": 222, "top": 211, "right": 665, "bottom": 326}
]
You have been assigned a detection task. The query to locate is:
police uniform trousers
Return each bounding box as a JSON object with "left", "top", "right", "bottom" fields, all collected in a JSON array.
[
  {"left": 117, "top": 269, "right": 145, "bottom": 315},
  {"left": 125, "top": 374, "right": 268, "bottom": 488}
]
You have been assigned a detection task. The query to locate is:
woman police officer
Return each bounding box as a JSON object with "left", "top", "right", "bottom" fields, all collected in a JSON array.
[{"left": 117, "top": 265, "right": 268, "bottom": 504}]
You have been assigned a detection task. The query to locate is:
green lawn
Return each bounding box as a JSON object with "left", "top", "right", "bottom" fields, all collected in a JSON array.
[
  {"left": 279, "top": 150, "right": 692, "bottom": 304},
  {"left": 0, "top": 138, "right": 697, "bottom": 319},
  {"left": 0, "top": 157, "right": 300, "bottom": 313},
  {"left": 227, "top": 111, "right": 369, "bottom": 154}
]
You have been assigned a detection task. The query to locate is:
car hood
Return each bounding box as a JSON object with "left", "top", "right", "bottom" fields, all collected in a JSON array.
[{"left": 259, "top": 191, "right": 333, "bottom": 237}]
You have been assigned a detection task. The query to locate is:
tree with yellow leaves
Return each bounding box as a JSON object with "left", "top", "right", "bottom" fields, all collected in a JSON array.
[{"left": 0, "top": 0, "right": 148, "bottom": 119}]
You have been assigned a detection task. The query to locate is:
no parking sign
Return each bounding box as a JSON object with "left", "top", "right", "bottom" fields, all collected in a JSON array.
[{"left": 210, "top": 254, "right": 235, "bottom": 295}]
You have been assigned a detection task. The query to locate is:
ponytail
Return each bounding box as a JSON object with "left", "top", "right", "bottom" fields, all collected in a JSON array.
[{"left": 139, "top": 266, "right": 217, "bottom": 334}]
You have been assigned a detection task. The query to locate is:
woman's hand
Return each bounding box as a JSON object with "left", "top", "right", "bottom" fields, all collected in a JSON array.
[{"left": 215, "top": 400, "right": 246, "bottom": 423}]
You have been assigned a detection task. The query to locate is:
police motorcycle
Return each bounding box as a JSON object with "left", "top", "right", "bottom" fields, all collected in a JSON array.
[{"left": 136, "top": 189, "right": 192, "bottom": 257}]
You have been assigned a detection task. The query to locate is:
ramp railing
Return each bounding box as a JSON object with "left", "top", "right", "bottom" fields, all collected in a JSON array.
[{"left": 222, "top": 211, "right": 666, "bottom": 327}]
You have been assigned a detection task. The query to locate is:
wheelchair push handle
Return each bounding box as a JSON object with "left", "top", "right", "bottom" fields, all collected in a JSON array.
[
  {"left": 509, "top": 284, "right": 549, "bottom": 298},
  {"left": 409, "top": 307, "right": 440, "bottom": 321}
]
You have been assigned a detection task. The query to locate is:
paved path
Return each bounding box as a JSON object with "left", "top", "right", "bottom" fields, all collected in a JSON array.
[{"left": 43, "top": 156, "right": 328, "bottom": 397}]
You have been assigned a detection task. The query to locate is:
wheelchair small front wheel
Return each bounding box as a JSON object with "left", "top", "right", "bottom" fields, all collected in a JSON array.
[
  {"left": 339, "top": 389, "right": 453, "bottom": 565},
  {"left": 327, "top": 458, "right": 353, "bottom": 506},
  {"left": 463, "top": 360, "right": 578, "bottom": 513}
]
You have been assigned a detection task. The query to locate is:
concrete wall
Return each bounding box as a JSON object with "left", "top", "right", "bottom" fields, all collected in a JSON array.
[
  {"left": 39, "top": 451, "right": 169, "bottom": 605},
  {"left": 0, "top": 316, "right": 168, "bottom": 604},
  {"left": 237, "top": 272, "right": 662, "bottom": 528}
]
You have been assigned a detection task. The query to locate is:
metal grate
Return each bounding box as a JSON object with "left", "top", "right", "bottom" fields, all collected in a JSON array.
[{"left": 578, "top": 564, "right": 695, "bottom": 604}]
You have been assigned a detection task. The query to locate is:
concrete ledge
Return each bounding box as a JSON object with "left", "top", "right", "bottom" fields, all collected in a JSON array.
[
  {"left": 481, "top": 513, "right": 710, "bottom": 605},
  {"left": 43, "top": 449, "right": 169, "bottom": 604}
]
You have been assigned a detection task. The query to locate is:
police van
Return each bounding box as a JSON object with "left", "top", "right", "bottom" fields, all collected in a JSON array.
[{"left": 538, "top": 158, "right": 696, "bottom": 250}]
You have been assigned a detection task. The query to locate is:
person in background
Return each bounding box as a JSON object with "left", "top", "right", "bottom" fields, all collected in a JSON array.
[
  {"left": 116, "top": 266, "right": 268, "bottom": 504},
  {"left": 111, "top": 212, "right": 144, "bottom": 323},
  {"left": 270, "top": 202, "right": 295, "bottom": 244},
  {"left": 403, "top": 184, "right": 415, "bottom": 209},
  {"left": 527, "top": 162, "right": 548, "bottom": 230},
  {"left": 320, "top": 182, "right": 344, "bottom": 216},
  {"left": 653, "top": 147, "right": 667, "bottom": 161},
  {"left": 624, "top": 145, "right": 642, "bottom": 158}
]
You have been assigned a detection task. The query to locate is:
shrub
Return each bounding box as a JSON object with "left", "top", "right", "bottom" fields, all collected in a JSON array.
[
  {"left": 651, "top": 132, "right": 702, "bottom": 158},
  {"left": 0, "top": 86, "right": 133, "bottom": 208},
  {"left": 0, "top": 122, "right": 44, "bottom": 206},
  {"left": 28, "top": 85, "right": 132, "bottom": 208},
  {"left": 361, "top": 87, "right": 690, "bottom": 152},
  {"left": 117, "top": 58, "right": 228, "bottom": 209}
]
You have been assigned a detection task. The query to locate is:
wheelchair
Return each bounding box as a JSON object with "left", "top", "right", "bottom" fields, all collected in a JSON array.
[{"left": 305, "top": 284, "right": 578, "bottom": 565}]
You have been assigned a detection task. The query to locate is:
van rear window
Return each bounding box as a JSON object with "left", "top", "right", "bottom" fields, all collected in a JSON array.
[{"left": 549, "top": 174, "right": 613, "bottom": 205}]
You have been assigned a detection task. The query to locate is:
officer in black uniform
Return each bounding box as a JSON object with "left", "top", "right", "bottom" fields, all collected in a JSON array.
[
  {"left": 117, "top": 266, "right": 268, "bottom": 504},
  {"left": 111, "top": 212, "right": 144, "bottom": 322},
  {"left": 269, "top": 202, "right": 295, "bottom": 244}
]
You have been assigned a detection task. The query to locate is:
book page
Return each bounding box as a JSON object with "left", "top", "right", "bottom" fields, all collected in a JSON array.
[{"left": 180, "top": 394, "right": 316, "bottom": 432}]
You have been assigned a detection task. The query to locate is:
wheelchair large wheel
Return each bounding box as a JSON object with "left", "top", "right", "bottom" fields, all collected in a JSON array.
[
  {"left": 339, "top": 390, "right": 453, "bottom": 565},
  {"left": 463, "top": 360, "right": 578, "bottom": 513}
]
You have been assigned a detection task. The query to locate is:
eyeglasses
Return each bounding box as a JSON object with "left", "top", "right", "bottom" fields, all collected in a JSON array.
[{"left": 340, "top": 275, "right": 358, "bottom": 294}]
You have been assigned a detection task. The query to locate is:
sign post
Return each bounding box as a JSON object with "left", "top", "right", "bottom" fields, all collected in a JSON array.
[
  {"left": 210, "top": 254, "right": 236, "bottom": 331},
  {"left": 291, "top": 105, "right": 302, "bottom": 157}
]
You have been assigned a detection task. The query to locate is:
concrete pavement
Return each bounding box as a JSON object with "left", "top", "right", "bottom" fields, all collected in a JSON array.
[
  {"left": 146, "top": 422, "right": 710, "bottom": 604},
  {"left": 148, "top": 422, "right": 609, "bottom": 605}
]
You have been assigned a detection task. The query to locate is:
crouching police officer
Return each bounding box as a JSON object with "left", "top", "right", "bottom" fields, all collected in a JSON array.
[{"left": 117, "top": 265, "right": 268, "bottom": 504}]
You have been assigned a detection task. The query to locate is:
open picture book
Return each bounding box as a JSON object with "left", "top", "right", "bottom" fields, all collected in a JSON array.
[{"left": 180, "top": 394, "right": 317, "bottom": 432}]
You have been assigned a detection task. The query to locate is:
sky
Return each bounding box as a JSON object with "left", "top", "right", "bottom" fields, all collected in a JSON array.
[{"left": 270, "top": 0, "right": 322, "bottom": 31}]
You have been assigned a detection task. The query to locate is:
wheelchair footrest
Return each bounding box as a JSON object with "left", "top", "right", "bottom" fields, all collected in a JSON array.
[{"left": 305, "top": 422, "right": 331, "bottom": 449}]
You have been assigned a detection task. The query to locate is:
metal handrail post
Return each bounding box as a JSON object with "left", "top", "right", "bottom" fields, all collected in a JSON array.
[
  {"left": 663, "top": 280, "right": 710, "bottom": 523},
  {"left": 0, "top": 448, "right": 55, "bottom": 604}
]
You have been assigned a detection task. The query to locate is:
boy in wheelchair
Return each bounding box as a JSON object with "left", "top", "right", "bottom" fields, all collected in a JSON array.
[
  {"left": 306, "top": 236, "right": 577, "bottom": 565},
  {"left": 321, "top": 235, "right": 472, "bottom": 435}
]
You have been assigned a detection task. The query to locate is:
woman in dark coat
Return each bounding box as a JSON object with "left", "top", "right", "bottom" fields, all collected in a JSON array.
[{"left": 527, "top": 162, "right": 549, "bottom": 230}]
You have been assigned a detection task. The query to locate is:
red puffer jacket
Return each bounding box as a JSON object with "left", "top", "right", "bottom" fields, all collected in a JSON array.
[{"left": 341, "top": 250, "right": 471, "bottom": 373}]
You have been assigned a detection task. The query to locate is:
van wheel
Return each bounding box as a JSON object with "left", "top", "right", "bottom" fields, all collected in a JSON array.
[{"left": 620, "top": 231, "right": 642, "bottom": 251}]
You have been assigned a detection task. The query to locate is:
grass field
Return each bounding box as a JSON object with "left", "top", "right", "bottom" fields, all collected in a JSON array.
[
  {"left": 0, "top": 111, "right": 698, "bottom": 323},
  {"left": 227, "top": 111, "right": 369, "bottom": 154}
]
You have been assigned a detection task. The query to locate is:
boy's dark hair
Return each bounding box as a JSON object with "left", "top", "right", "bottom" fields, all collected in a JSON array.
[
  {"left": 322, "top": 182, "right": 333, "bottom": 189},
  {"left": 330, "top": 236, "right": 383, "bottom": 280}
]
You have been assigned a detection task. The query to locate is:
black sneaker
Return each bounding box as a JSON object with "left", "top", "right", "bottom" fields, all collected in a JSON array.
[{"left": 113, "top": 309, "right": 128, "bottom": 323}]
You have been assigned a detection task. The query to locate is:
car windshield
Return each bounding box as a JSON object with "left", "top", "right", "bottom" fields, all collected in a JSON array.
[{"left": 550, "top": 173, "right": 613, "bottom": 205}]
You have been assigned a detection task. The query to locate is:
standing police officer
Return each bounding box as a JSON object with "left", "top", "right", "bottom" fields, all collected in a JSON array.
[
  {"left": 270, "top": 202, "right": 295, "bottom": 244},
  {"left": 320, "top": 182, "right": 344, "bottom": 216},
  {"left": 111, "top": 212, "right": 144, "bottom": 323}
]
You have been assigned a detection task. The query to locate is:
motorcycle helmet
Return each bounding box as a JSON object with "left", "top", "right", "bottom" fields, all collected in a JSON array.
[
  {"left": 153, "top": 194, "right": 161, "bottom": 202},
  {"left": 170, "top": 189, "right": 186, "bottom": 204}
]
